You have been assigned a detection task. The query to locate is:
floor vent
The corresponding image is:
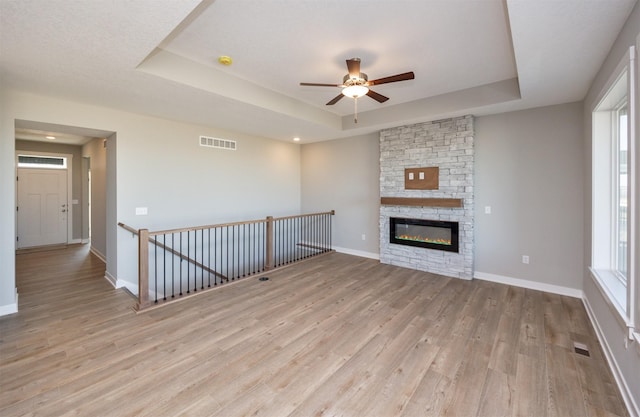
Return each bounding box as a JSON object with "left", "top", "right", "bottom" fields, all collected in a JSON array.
[
  {"left": 573, "top": 341, "right": 590, "bottom": 357},
  {"left": 199, "top": 136, "right": 237, "bottom": 150},
  {"left": 259, "top": 277, "right": 269, "bottom": 281}
]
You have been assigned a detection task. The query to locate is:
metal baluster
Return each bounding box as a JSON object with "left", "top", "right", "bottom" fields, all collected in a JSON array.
[
  {"left": 187, "top": 230, "right": 191, "bottom": 294},
  {"left": 322, "top": 214, "right": 326, "bottom": 252},
  {"left": 231, "top": 225, "right": 235, "bottom": 280},
  {"left": 208, "top": 228, "right": 211, "bottom": 288},
  {"left": 201, "top": 229, "right": 204, "bottom": 290},
  {"left": 194, "top": 230, "right": 198, "bottom": 292},
  {"left": 179, "top": 232, "right": 183, "bottom": 296},
  {"left": 163, "top": 234, "right": 167, "bottom": 300},
  {"left": 171, "top": 233, "right": 175, "bottom": 298},
  {"left": 213, "top": 227, "right": 218, "bottom": 286},
  {"left": 287, "top": 218, "right": 291, "bottom": 264},
  {"left": 278, "top": 220, "right": 284, "bottom": 265},
  {"left": 154, "top": 235, "right": 158, "bottom": 303},
  {"left": 243, "top": 224, "right": 247, "bottom": 277}
]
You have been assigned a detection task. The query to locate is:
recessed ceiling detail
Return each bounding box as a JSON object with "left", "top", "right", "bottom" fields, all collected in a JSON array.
[{"left": 1, "top": 0, "right": 636, "bottom": 143}]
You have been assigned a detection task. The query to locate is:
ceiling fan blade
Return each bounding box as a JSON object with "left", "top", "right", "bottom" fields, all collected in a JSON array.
[
  {"left": 300, "top": 82, "right": 341, "bottom": 87},
  {"left": 326, "top": 94, "right": 345, "bottom": 105},
  {"left": 346, "top": 58, "right": 361, "bottom": 78},
  {"left": 367, "top": 71, "right": 415, "bottom": 86},
  {"left": 366, "top": 89, "right": 389, "bottom": 103}
]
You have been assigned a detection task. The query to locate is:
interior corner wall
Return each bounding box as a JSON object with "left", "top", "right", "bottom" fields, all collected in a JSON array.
[
  {"left": 0, "top": 90, "right": 302, "bottom": 308},
  {"left": 300, "top": 133, "right": 380, "bottom": 257},
  {"left": 582, "top": 2, "right": 640, "bottom": 413},
  {"left": 15, "top": 140, "right": 83, "bottom": 241},
  {"left": 0, "top": 89, "right": 17, "bottom": 312},
  {"left": 474, "top": 102, "right": 584, "bottom": 291},
  {"left": 82, "top": 137, "right": 107, "bottom": 260}
]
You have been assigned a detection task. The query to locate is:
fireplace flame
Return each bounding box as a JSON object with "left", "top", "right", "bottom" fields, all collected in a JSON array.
[{"left": 396, "top": 234, "right": 451, "bottom": 245}]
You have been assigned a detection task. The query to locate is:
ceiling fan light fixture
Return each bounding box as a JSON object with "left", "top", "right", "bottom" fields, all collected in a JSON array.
[{"left": 342, "top": 85, "right": 369, "bottom": 98}]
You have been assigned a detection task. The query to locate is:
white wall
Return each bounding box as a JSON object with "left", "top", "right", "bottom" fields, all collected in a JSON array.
[
  {"left": 0, "top": 90, "right": 302, "bottom": 309},
  {"left": 474, "top": 102, "right": 584, "bottom": 293},
  {"left": 583, "top": 2, "right": 640, "bottom": 414},
  {"left": 82, "top": 137, "right": 107, "bottom": 259},
  {"left": 0, "top": 90, "right": 18, "bottom": 313},
  {"left": 301, "top": 133, "right": 380, "bottom": 258}
]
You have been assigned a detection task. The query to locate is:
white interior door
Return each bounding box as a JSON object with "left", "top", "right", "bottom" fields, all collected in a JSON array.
[{"left": 17, "top": 168, "right": 68, "bottom": 248}]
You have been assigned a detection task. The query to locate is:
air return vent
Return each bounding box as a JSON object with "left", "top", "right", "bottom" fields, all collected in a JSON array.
[{"left": 199, "top": 136, "right": 236, "bottom": 150}]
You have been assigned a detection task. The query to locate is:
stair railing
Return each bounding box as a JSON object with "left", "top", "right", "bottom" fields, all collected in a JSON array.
[{"left": 118, "top": 210, "right": 334, "bottom": 310}]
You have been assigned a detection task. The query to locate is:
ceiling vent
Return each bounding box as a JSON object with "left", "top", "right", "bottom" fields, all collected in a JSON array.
[{"left": 199, "top": 135, "right": 236, "bottom": 151}]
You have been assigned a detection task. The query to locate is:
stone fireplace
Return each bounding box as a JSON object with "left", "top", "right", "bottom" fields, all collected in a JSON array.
[{"left": 379, "top": 116, "right": 474, "bottom": 279}]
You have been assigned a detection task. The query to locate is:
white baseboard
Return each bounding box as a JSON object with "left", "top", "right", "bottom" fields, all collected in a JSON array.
[
  {"left": 333, "top": 246, "right": 380, "bottom": 260},
  {"left": 104, "top": 271, "right": 117, "bottom": 287},
  {"left": 0, "top": 289, "right": 19, "bottom": 316},
  {"left": 473, "top": 271, "right": 583, "bottom": 298},
  {"left": 582, "top": 297, "right": 640, "bottom": 417},
  {"left": 68, "top": 238, "right": 82, "bottom": 244},
  {"left": 81, "top": 238, "right": 90, "bottom": 244},
  {"left": 90, "top": 246, "right": 106, "bottom": 263},
  {"left": 116, "top": 279, "right": 138, "bottom": 295}
]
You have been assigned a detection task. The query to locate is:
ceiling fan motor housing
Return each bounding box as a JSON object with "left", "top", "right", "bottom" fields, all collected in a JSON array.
[{"left": 343, "top": 73, "right": 368, "bottom": 86}]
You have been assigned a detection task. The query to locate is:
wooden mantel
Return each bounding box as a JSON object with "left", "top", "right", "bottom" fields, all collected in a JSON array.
[{"left": 380, "top": 197, "right": 463, "bottom": 208}]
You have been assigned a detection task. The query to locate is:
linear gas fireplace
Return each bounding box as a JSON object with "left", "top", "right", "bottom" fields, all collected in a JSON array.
[{"left": 390, "top": 217, "right": 459, "bottom": 253}]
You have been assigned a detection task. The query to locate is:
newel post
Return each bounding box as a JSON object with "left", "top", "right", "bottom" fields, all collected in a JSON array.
[
  {"left": 137, "top": 228, "right": 150, "bottom": 309},
  {"left": 265, "top": 216, "right": 274, "bottom": 270}
]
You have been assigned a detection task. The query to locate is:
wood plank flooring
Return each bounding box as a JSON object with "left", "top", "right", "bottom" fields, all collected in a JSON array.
[{"left": 0, "top": 245, "right": 628, "bottom": 416}]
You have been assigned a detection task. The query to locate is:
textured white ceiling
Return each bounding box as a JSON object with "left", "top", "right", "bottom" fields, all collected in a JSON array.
[{"left": 0, "top": 0, "right": 636, "bottom": 143}]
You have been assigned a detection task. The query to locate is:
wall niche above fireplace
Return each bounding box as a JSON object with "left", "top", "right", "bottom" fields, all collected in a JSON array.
[{"left": 390, "top": 217, "right": 459, "bottom": 253}]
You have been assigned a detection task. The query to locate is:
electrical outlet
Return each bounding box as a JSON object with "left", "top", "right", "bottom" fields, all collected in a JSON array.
[
  {"left": 522, "top": 255, "right": 530, "bottom": 264},
  {"left": 361, "top": 234, "right": 366, "bottom": 241},
  {"left": 484, "top": 206, "right": 491, "bottom": 214}
]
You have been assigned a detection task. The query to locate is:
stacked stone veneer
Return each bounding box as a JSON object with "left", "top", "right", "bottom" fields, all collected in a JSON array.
[{"left": 379, "top": 115, "right": 474, "bottom": 279}]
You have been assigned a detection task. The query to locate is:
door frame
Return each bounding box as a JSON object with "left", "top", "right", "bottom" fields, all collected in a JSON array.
[{"left": 15, "top": 150, "right": 74, "bottom": 247}]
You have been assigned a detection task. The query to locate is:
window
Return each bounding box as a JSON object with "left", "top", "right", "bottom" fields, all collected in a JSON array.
[
  {"left": 615, "top": 104, "right": 628, "bottom": 283},
  {"left": 17, "top": 155, "right": 67, "bottom": 169},
  {"left": 591, "top": 46, "right": 636, "bottom": 331}
]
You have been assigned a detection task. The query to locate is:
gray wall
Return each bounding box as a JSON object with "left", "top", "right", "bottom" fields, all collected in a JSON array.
[
  {"left": 82, "top": 137, "right": 107, "bottom": 259},
  {"left": 301, "top": 133, "right": 380, "bottom": 256},
  {"left": 15, "top": 139, "right": 83, "bottom": 241},
  {"left": 474, "top": 102, "right": 584, "bottom": 290},
  {"left": 1, "top": 90, "right": 302, "bottom": 301},
  {"left": 301, "top": 103, "right": 585, "bottom": 293}
]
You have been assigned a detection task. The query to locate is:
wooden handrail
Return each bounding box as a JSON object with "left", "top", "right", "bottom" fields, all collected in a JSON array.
[
  {"left": 118, "top": 222, "right": 138, "bottom": 235},
  {"left": 120, "top": 210, "right": 335, "bottom": 237}
]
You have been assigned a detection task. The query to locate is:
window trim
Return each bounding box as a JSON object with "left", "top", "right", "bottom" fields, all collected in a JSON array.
[
  {"left": 612, "top": 100, "right": 628, "bottom": 285},
  {"left": 590, "top": 46, "right": 636, "bottom": 334}
]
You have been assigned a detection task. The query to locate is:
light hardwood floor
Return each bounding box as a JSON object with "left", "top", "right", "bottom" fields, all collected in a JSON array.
[{"left": 0, "top": 245, "right": 628, "bottom": 417}]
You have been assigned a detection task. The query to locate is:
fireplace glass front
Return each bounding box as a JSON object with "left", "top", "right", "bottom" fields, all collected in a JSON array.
[{"left": 390, "top": 217, "right": 459, "bottom": 253}]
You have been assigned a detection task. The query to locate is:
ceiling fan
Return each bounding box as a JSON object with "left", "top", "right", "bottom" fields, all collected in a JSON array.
[{"left": 300, "top": 58, "right": 415, "bottom": 122}]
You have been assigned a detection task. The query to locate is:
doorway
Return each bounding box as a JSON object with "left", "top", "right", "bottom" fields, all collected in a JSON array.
[{"left": 16, "top": 152, "right": 72, "bottom": 249}]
